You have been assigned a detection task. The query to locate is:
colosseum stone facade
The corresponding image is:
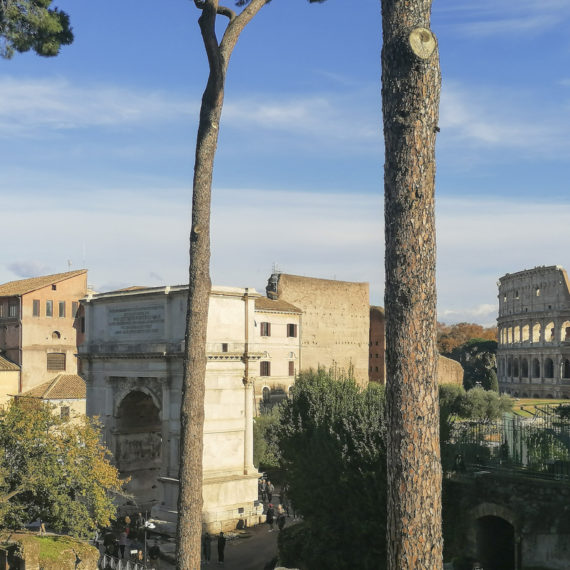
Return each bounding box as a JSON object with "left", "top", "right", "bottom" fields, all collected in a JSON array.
[{"left": 497, "top": 265, "right": 570, "bottom": 398}]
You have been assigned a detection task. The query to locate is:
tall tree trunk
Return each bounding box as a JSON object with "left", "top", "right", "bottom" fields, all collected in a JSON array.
[
  {"left": 381, "top": 1, "right": 443, "bottom": 568},
  {"left": 177, "top": 2, "right": 267, "bottom": 568}
]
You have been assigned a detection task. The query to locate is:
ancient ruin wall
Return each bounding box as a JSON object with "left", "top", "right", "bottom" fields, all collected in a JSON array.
[
  {"left": 267, "top": 274, "right": 370, "bottom": 387},
  {"left": 437, "top": 355, "right": 463, "bottom": 386}
]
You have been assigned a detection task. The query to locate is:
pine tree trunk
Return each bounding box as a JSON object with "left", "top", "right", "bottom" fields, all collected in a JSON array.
[
  {"left": 381, "top": 0, "right": 443, "bottom": 568},
  {"left": 177, "top": 2, "right": 267, "bottom": 567}
]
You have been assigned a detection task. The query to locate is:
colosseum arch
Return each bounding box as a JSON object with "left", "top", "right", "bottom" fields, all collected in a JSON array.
[
  {"left": 545, "top": 322, "right": 555, "bottom": 342},
  {"left": 544, "top": 358, "right": 554, "bottom": 379},
  {"left": 513, "top": 325, "right": 520, "bottom": 343},
  {"left": 532, "top": 358, "right": 540, "bottom": 378},
  {"left": 521, "top": 358, "right": 529, "bottom": 378},
  {"left": 507, "top": 357, "right": 512, "bottom": 377},
  {"left": 521, "top": 324, "right": 530, "bottom": 343},
  {"left": 507, "top": 327, "right": 512, "bottom": 344},
  {"left": 561, "top": 321, "right": 570, "bottom": 342},
  {"left": 513, "top": 358, "right": 519, "bottom": 378},
  {"left": 532, "top": 323, "right": 541, "bottom": 343},
  {"left": 562, "top": 358, "right": 570, "bottom": 379}
]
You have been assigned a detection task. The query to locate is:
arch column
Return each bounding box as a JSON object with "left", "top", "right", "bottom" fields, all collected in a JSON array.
[{"left": 243, "top": 376, "right": 256, "bottom": 475}]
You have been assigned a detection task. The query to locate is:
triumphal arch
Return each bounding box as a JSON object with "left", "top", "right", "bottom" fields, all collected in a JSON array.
[{"left": 79, "top": 284, "right": 263, "bottom": 531}]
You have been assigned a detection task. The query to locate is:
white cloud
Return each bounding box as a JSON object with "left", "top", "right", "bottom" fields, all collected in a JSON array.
[
  {"left": 439, "top": 83, "right": 570, "bottom": 156},
  {"left": 2, "top": 186, "right": 568, "bottom": 327},
  {"left": 0, "top": 77, "right": 197, "bottom": 136}
]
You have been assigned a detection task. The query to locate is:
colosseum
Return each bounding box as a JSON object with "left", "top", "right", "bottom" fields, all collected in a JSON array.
[{"left": 497, "top": 265, "right": 570, "bottom": 398}]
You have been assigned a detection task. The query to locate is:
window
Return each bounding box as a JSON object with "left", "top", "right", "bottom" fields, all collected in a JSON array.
[
  {"left": 260, "top": 361, "right": 271, "bottom": 376},
  {"left": 535, "top": 287, "right": 541, "bottom": 297},
  {"left": 0, "top": 304, "right": 4, "bottom": 318},
  {"left": 8, "top": 304, "right": 18, "bottom": 318},
  {"left": 33, "top": 300, "right": 40, "bottom": 317},
  {"left": 289, "top": 361, "right": 295, "bottom": 376},
  {"left": 58, "top": 301, "right": 66, "bottom": 318},
  {"left": 60, "top": 406, "right": 70, "bottom": 421},
  {"left": 52, "top": 331, "right": 61, "bottom": 340},
  {"left": 47, "top": 352, "right": 66, "bottom": 371},
  {"left": 287, "top": 323, "right": 298, "bottom": 338},
  {"left": 222, "top": 343, "right": 228, "bottom": 353},
  {"left": 72, "top": 302, "right": 78, "bottom": 317},
  {"left": 260, "top": 322, "right": 271, "bottom": 337},
  {"left": 46, "top": 300, "right": 53, "bottom": 317},
  {"left": 51, "top": 284, "right": 57, "bottom": 291}
]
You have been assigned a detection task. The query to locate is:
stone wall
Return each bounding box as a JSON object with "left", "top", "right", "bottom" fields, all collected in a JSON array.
[
  {"left": 437, "top": 355, "right": 464, "bottom": 386},
  {"left": 267, "top": 273, "right": 370, "bottom": 387}
]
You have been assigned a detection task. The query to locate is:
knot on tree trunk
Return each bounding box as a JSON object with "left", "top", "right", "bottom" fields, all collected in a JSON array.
[{"left": 408, "top": 27, "right": 436, "bottom": 59}]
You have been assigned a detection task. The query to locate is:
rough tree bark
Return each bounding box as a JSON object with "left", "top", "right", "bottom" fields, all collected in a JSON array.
[
  {"left": 177, "top": 1, "right": 268, "bottom": 568},
  {"left": 381, "top": 0, "right": 443, "bottom": 568}
]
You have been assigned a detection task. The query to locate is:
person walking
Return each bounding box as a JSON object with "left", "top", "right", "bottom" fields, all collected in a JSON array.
[
  {"left": 217, "top": 531, "right": 226, "bottom": 565},
  {"left": 203, "top": 532, "right": 212, "bottom": 565},
  {"left": 118, "top": 530, "right": 128, "bottom": 559},
  {"left": 266, "top": 504, "right": 275, "bottom": 532},
  {"left": 266, "top": 480, "right": 274, "bottom": 503}
]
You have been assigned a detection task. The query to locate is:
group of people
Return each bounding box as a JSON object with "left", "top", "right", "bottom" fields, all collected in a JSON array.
[{"left": 202, "top": 531, "right": 226, "bottom": 565}]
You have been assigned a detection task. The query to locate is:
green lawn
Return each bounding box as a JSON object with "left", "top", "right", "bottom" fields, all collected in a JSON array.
[{"left": 511, "top": 398, "right": 570, "bottom": 417}]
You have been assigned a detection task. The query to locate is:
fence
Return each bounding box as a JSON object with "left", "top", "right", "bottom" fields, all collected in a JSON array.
[
  {"left": 448, "top": 414, "right": 570, "bottom": 480},
  {"left": 98, "top": 554, "right": 150, "bottom": 570}
]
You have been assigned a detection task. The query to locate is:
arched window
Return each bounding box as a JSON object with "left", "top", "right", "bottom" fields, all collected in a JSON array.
[
  {"left": 563, "top": 359, "right": 570, "bottom": 379},
  {"left": 545, "top": 322, "right": 555, "bottom": 342},
  {"left": 52, "top": 331, "right": 61, "bottom": 340},
  {"left": 532, "top": 358, "right": 540, "bottom": 378},
  {"left": 513, "top": 326, "right": 520, "bottom": 343},
  {"left": 544, "top": 358, "right": 554, "bottom": 379},
  {"left": 513, "top": 359, "right": 519, "bottom": 378},
  {"left": 262, "top": 387, "right": 270, "bottom": 402},
  {"left": 521, "top": 325, "right": 529, "bottom": 342},
  {"left": 507, "top": 357, "right": 512, "bottom": 377},
  {"left": 561, "top": 321, "right": 570, "bottom": 342},
  {"left": 521, "top": 358, "right": 528, "bottom": 378},
  {"left": 532, "top": 323, "right": 541, "bottom": 343}
]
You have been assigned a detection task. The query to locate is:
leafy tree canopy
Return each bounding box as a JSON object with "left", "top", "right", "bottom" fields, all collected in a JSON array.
[
  {"left": 276, "top": 368, "right": 387, "bottom": 570},
  {"left": 0, "top": 398, "right": 125, "bottom": 537},
  {"left": 0, "top": 0, "right": 72, "bottom": 59},
  {"left": 447, "top": 338, "right": 498, "bottom": 390},
  {"left": 437, "top": 322, "right": 497, "bottom": 355}
]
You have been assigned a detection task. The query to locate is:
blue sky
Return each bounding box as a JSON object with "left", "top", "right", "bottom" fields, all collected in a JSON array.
[{"left": 1, "top": 0, "right": 570, "bottom": 326}]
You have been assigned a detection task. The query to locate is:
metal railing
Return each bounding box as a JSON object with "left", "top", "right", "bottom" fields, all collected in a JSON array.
[
  {"left": 98, "top": 554, "right": 148, "bottom": 570},
  {"left": 447, "top": 414, "right": 570, "bottom": 481}
]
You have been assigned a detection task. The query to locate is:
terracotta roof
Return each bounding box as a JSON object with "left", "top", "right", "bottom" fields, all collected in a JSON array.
[
  {"left": 255, "top": 297, "right": 302, "bottom": 314},
  {"left": 22, "top": 374, "right": 86, "bottom": 400},
  {"left": 0, "top": 355, "right": 19, "bottom": 372},
  {"left": 0, "top": 270, "right": 87, "bottom": 297}
]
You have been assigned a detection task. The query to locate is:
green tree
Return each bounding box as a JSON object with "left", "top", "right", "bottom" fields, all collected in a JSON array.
[
  {"left": 382, "top": 0, "right": 443, "bottom": 566},
  {"left": 449, "top": 339, "right": 498, "bottom": 390},
  {"left": 0, "top": 0, "right": 73, "bottom": 59},
  {"left": 276, "top": 369, "right": 387, "bottom": 570},
  {"left": 0, "top": 398, "right": 125, "bottom": 538},
  {"left": 178, "top": 1, "right": 323, "bottom": 566},
  {"left": 253, "top": 409, "right": 280, "bottom": 470}
]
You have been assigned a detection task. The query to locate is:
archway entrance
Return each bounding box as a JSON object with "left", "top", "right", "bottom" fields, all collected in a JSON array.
[
  {"left": 115, "top": 390, "right": 162, "bottom": 511},
  {"left": 476, "top": 515, "right": 515, "bottom": 570}
]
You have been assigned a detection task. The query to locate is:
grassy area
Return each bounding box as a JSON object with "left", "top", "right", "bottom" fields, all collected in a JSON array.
[{"left": 511, "top": 398, "right": 570, "bottom": 418}]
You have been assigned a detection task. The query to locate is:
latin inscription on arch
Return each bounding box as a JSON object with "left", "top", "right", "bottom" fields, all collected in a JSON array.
[{"left": 108, "top": 305, "right": 164, "bottom": 338}]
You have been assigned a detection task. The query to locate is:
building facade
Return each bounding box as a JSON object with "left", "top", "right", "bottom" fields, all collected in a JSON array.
[
  {"left": 266, "top": 273, "right": 370, "bottom": 386},
  {"left": 79, "top": 285, "right": 263, "bottom": 531},
  {"left": 497, "top": 265, "right": 570, "bottom": 398},
  {"left": 0, "top": 270, "right": 87, "bottom": 395},
  {"left": 253, "top": 297, "right": 301, "bottom": 412}
]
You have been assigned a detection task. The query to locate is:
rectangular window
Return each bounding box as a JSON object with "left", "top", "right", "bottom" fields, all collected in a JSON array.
[
  {"left": 58, "top": 301, "right": 66, "bottom": 318},
  {"left": 287, "top": 323, "right": 298, "bottom": 338},
  {"left": 222, "top": 343, "right": 228, "bottom": 353},
  {"left": 260, "top": 361, "right": 271, "bottom": 376},
  {"left": 289, "top": 361, "right": 295, "bottom": 376},
  {"left": 33, "top": 300, "right": 40, "bottom": 317},
  {"left": 60, "top": 406, "right": 70, "bottom": 421},
  {"left": 72, "top": 302, "right": 78, "bottom": 317},
  {"left": 80, "top": 317, "right": 85, "bottom": 333},
  {"left": 46, "top": 300, "right": 53, "bottom": 317},
  {"left": 260, "top": 322, "right": 271, "bottom": 337},
  {"left": 47, "top": 353, "right": 66, "bottom": 371},
  {"left": 8, "top": 304, "right": 18, "bottom": 318},
  {"left": 0, "top": 304, "right": 4, "bottom": 318}
]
